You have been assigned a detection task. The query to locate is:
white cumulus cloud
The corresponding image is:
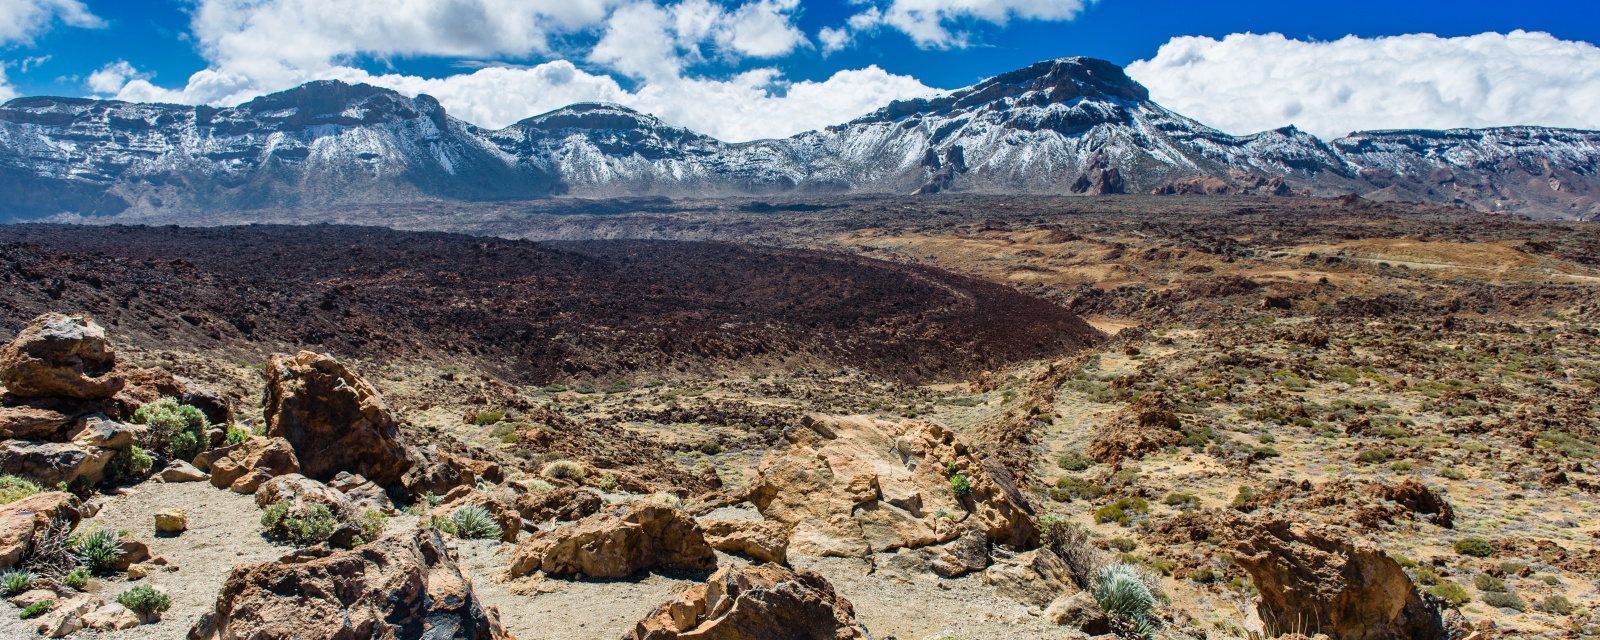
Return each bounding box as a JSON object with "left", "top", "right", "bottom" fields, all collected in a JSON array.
[
  {"left": 96, "top": 0, "right": 926, "bottom": 142},
  {"left": 0, "top": 0, "right": 101, "bottom": 45},
  {"left": 86, "top": 60, "right": 152, "bottom": 95},
  {"left": 828, "top": 0, "right": 1093, "bottom": 50},
  {"left": 1126, "top": 30, "right": 1600, "bottom": 140}
]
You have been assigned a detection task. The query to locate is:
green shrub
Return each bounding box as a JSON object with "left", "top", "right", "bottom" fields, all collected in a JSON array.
[
  {"left": 601, "top": 381, "right": 631, "bottom": 394},
  {"left": 472, "top": 410, "right": 505, "bottom": 426},
  {"left": 1, "top": 568, "right": 34, "bottom": 595},
  {"left": 597, "top": 473, "right": 619, "bottom": 492},
  {"left": 133, "top": 398, "right": 209, "bottom": 462},
  {"left": 1192, "top": 567, "right": 1216, "bottom": 583},
  {"left": 356, "top": 509, "right": 388, "bottom": 540},
  {"left": 62, "top": 568, "right": 88, "bottom": 591},
  {"left": 1095, "top": 505, "right": 1126, "bottom": 524},
  {"left": 1162, "top": 492, "right": 1201, "bottom": 511},
  {"left": 1475, "top": 574, "right": 1507, "bottom": 592},
  {"left": 107, "top": 445, "right": 154, "bottom": 480},
  {"left": 948, "top": 475, "right": 972, "bottom": 498},
  {"left": 428, "top": 515, "right": 458, "bottom": 536},
  {"left": 1257, "top": 434, "right": 1276, "bottom": 444},
  {"left": 1053, "top": 477, "right": 1106, "bottom": 500},
  {"left": 1108, "top": 538, "right": 1137, "bottom": 552},
  {"left": 573, "top": 381, "right": 596, "bottom": 394},
  {"left": 1413, "top": 568, "right": 1440, "bottom": 585},
  {"left": 1057, "top": 452, "right": 1091, "bottom": 471},
  {"left": 74, "top": 529, "right": 123, "bottom": 573},
  {"left": 1438, "top": 466, "right": 1467, "bottom": 480},
  {"left": 541, "top": 384, "right": 567, "bottom": 393},
  {"left": 0, "top": 475, "right": 41, "bottom": 504},
  {"left": 224, "top": 427, "right": 250, "bottom": 446},
  {"left": 1454, "top": 537, "right": 1493, "bottom": 557},
  {"left": 1498, "top": 561, "right": 1527, "bottom": 576},
  {"left": 1481, "top": 591, "right": 1525, "bottom": 611},
  {"left": 1430, "top": 582, "right": 1470, "bottom": 605},
  {"left": 116, "top": 583, "right": 171, "bottom": 616},
  {"left": 1543, "top": 595, "right": 1575, "bottom": 616},
  {"left": 541, "top": 460, "right": 586, "bottom": 480},
  {"left": 262, "top": 503, "right": 337, "bottom": 546},
  {"left": 1357, "top": 449, "right": 1395, "bottom": 464},
  {"left": 19, "top": 601, "right": 52, "bottom": 619},
  {"left": 451, "top": 505, "right": 502, "bottom": 540}
]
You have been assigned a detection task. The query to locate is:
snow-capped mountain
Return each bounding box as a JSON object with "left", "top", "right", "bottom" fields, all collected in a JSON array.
[{"left": 2, "top": 58, "right": 1597, "bottom": 221}]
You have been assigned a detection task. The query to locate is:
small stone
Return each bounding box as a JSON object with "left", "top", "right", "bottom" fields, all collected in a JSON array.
[
  {"left": 154, "top": 509, "right": 188, "bottom": 534},
  {"left": 159, "top": 461, "right": 208, "bottom": 483},
  {"left": 126, "top": 562, "right": 155, "bottom": 579},
  {"left": 35, "top": 594, "right": 100, "bottom": 638}
]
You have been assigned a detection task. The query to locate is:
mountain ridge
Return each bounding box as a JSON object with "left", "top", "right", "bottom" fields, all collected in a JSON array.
[{"left": 2, "top": 57, "right": 1596, "bottom": 221}]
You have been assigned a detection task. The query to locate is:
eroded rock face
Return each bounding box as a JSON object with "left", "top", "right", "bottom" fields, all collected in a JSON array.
[
  {"left": 1089, "top": 391, "right": 1183, "bottom": 463},
  {"left": 628, "top": 563, "right": 867, "bottom": 640},
  {"left": 1222, "top": 511, "right": 1446, "bottom": 640},
  {"left": 256, "top": 473, "right": 354, "bottom": 518},
  {"left": 0, "top": 492, "right": 81, "bottom": 569},
  {"left": 1367, "top": 479, "right": 1454, "bottom": 529},
  {"left": 748, "top": 414, "right": 1036, "bottom": 558},
  {"left": 512, "top": 487, "right": 601, "bottom": 523},
  {"left": 189, "top": 528, "right": 509, "bottom": 640},
  {"left": 194, "top": 436, "right": 300, "bottom": 494},
  {"left": 0, "top": 314, "right": 123, "bottom": 400},
  {"left": 263, "top": 351, "right": 411, "bottom": 485},
  {"left": 403, "top": 446, "right": 478, "bottom": 497},
  {"left": 507, "top": 503, "right": 715, "bottom": 579},
  {"left": 981, "top": 548, "right": 1076, "bottom": 607},
  {"left": 329, "top": 472, "right": 397, "bottom": 515},
  {"left": 0, "top": 440, "right": 113, "bottom": 486},
  {"left": 0, "top": 398, "right": 114, "bottom": 441},
  {"left": 701, "top": 519, "right": 790, "bottom": 565}
]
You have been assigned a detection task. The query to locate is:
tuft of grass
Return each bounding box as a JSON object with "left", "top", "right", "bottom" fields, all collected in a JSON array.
[
  {"left": 62, "top": 567, "right": 88, "bottom": 591},
  {"left": 1057, "top": 451, "right": 1091, "bottom": 471},
  {"left": 1, "top": 568, "right": 34, "bottom": 595},
  {"left": 451, "top": 505, "right": 502, "bottom": 540},
  {"left": 541, "top": 460, "right": 586, "bottom": 480},
  {"left": 0, "top": 475, "right": 41, "bottom": 504},
  {"left": 948, "top": 474, "right": 972, "bottom": 498},
  {"left": 19, "top": 601, "right": 52, "bottom": 619},
  {"left": 1430, "top": 582, "right": 1470, "bottom": 605},
  {"left": 116, "top": 583, "right": 171, "bottom": 616}
]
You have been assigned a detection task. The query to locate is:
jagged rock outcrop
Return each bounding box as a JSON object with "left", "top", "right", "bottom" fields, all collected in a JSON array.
[
  {"left": 700, "top": 519, "right": 791, "bottom": 565},
  {"left": 194, "top": 436, "right": 300, "bottom": 494},
  {"left": 188, "top": 528, "right": 510, "bottom": 640},
  {"left": 0, "top": 314, "right": 123, "bottom": 400},
  {"left": 1089, "top": 391, "right": 1183, "bottom": 463},
  {"left": 980, "top": 548, "right": 1077, "bottom": 607},
  {"left": 627, "top": 563, "right": 867, "bottom": 640},
  {"left": 403, "top": 446, "right": 478, "bottom": 497},
  {"left": 512, "top": 486, "right": 602, "bottom": 523},
  {"left": 1366, "top": 479, "right": 1454, "bottom": 529},
  {"left": 0, "top": 491, "right": 80, "bottom": 568},
  {"left": 1221, "top": 511, "right": 1447, "bottom": 640},
  {"left": 749, "top": 414, "right": 1036, "bottom": 558},
  {"left": 328, "top": 471, "right": 397, "bottom": 515},
  {"left": 263, "top": 351, "right": 411, "bottom": 485},
  {"left": 507, "top": 503, "right": 715, "bottom": 579},
  {"left": 431, "top": 488, "right": 521, "bottom": 543},
  {"left": 255, "top": 473, "right": 355, "bottom": 518},
  {"left": 0, "top": 440, "right": 113, "bottom": 486}
]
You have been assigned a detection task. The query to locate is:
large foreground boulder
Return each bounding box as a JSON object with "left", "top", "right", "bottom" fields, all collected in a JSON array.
[
  {"left": 748, "top": 414, "right": 1036, "bottom": 558},
  {"left": 0, "top": 440, "right": 114, "bottom": 486},
  {"left": 194, "top": 436, "right": 300, "bottom": 494},
  {"left": 264, "top": 351, "right": 411, "bottom": 485},
  {"left": 0, "top": 314, "right": 123, "bottom": 400},
  {"left": 512, "top": 486, "right": 602, "bottom": 523},
  {"left": 508, "top": 503, "right": 716, "bottom": 579},
  {"left": 0, "top": 492, "right": 81, "bottom": 569},
  {"left": 1222, "top": 510, "right": 1447, "bottom": 640},
  {"left": 255, "top": 473, "right": 355, "bottom": 518},
  {"left": 189, "top": 528, "right": 510, "bottom": 640},
  {"left": 628, "top": 563, "right": 867, "bottom": 640}
]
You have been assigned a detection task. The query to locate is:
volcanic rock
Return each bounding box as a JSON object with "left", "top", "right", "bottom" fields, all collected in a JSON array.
[
  {"left": 1046, "top": 592, "right": 1110, "bottom": 634},
  {"left": 35, "top": 593, "right": 101, "bottom": 638},
  {"left": 194, "top": 436, "right": 300, "bottom": 494},
  {"left": 980, "top": 548, "right": 1077, "bottom": 607},
  {"left": 507, "top": 503, "right": 716, "bottom": 579},
  {"left": 255, "top": 473, "right": 354, "bottom": 518},
  {"left": 82, "top": 603, "right": 142, "bottom": 630},
  {"left": 329, "top": 472, "right": 397, "bottom": 515},
  {"left": 0, "top": 398, "right": 110, "bottom": 441},
  {"left": 0, "top": 313, "right": 123, "bottom": 400},
  {"left": 1222, "top": 511, "right": 1447, "bottom": 640},
  {"left": 1089, "top": 391, "right": 1183, "bottom": 463},
  {"left": 748, "top": 414, "right": 1035, "bottom": 558},
  {"left": 154, "top": 509, "right": 187, "bottom": 534},
  {"left": 700, "top": 519, "right": 791, "bottom": 564},
  {"left": 929, "top": 530, "right": 991, "bottom": 578},
  {"left": 68, "top": 414, "right": 138, "bottom": 449},
  {"left": 1367, "top": 479, "right": 1454, "bottom": 529},
  {"left": 0, "top": 440, "right": 114, "bottom": 486},
  {"left": 159, "top": 461, "right": 208, "bottom": 482},
  {"left": 108, "top": 534, "right": 150, "bottom": 571},
  {"left": 0, "top": 491, "right": 80, "bottom": 569},
  {"left": 627, "top": 563, "right": 867, "bottom": 640},
  {"left": 263, "top": 351, "right": 411, "bottom": 485},
  {"left": 403, "top": 446, "right": 478, "bottom": 497},
  {"left": 188, "top": 528, "right": 510, "bottom": 640},
  {"left": 512, "top": 486, "right": 602, "bottom": 523}
]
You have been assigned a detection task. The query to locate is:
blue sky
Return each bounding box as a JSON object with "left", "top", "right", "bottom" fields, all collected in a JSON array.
[{"left": 3, "top": 0, "right": 1598, "bottom": 141}]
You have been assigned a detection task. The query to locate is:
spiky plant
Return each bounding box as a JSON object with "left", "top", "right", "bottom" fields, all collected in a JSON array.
[
  {"left": 74, "top": 529, "right": 123, "bottom": 574},
  {"left": 21, "top": 515, "right": 81, "bottom": 582},
  {"left": 1092, "top": 563, "right": 1161, "bottom": 639},
  {"left": 451, "top": 505, "right": 502, "bottom": 540},
  {"left": 1, "top": 568, "right": 35, "bottom": 595}
]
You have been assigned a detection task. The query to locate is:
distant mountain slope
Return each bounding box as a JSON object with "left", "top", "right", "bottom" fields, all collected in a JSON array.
[{"left": 1, "top": 58, "right": 1596, "bottom": 220}]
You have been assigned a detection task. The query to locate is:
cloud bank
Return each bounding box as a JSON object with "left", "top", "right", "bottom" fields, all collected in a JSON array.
[
  {"left": 1126, "top": 30, "right": 1600, "bottom": 140},
  {"left": 100, "top": 0, "right": 937, "bottom": 142},
  {"left": 0, "top": 0, "right": 103, "bottom": 99},
  {"left": 822, "top": 0, "right": 1094, "bottom": 51}
]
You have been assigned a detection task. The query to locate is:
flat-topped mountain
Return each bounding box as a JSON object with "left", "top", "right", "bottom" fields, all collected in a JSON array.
[{"left": 2, "top": 58, "right": 1596, "bottom": 220}]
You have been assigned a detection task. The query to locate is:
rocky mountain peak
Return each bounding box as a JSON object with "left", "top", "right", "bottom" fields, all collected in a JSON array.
[
  {"left": 847, "top": 57, "right": 1148, "bottom": 126},
  {"left": 217, "top": 80, "right": 439, "bottom": 131}
]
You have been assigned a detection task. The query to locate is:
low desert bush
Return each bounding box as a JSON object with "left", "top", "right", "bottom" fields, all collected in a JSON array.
[
  {"left": 1162, "top": 491, "right": 1201, "bottom": 511},
  {"left": 62, "top": 567, "right": 88, "bottom": 590},
  {"left": 116, "top": 583, "right": 172, "bottom": 617},
  {"left": 1454, "top": 537, "right": 1493, "bottom": 557},
  {"left": 597, "top": 473, "right": 619, "bottom": 491},
  {"left": 1057, "top": 451, "right": 1091, "bottom": 471},
  {"left": 224, "top": 426, "right": 250, "bottom": 446},
  {"left": 19, "top": 600, "right": 52, "bottom": 619},
  {"left": 107, "top": 445, "right": 153, "bottom": 480},
  {"left": 541, "top": 460, "right": 586, "bottom": 480},
  {"left": 133, "top": 398, "right": 210, "bottom": 462},
  {"left": 0, "top": 475, "right": 41, "bottom": 504},
  {"left": 1430, "top": 582, "right": 1470, "bottom": 605},
  {"left": 1543, "top": 595, "right": 1575, "bottom": 616},
  {"left": 1481, "top": 591, "right": 1525, "bottom": 611},
  {"left": 1475, "top": 574, "right": 1507, "bottom": 592},
  {"left": 948, "top": 474, "right": 972, "bottom": 498},
  {"left": 356, "top": 509, "right": 388, "bottom": 540},
  {"left": 260, "top": 503, "right": 337, "bottom": 546},
  {"left": 472, "top": 410, "right": 505, "bottom": 426}
]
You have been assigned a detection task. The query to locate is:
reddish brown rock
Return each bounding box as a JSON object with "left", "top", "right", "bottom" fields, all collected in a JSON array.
[
  {"left": 263, "top": 351, "right": 411, "bottom": 485},
  {"left": 512, "top": 487, "right": 602, "bottom": 523},
  {"left": 628, "top": 563, "right": 867, "bottom": 640},
  {"left": 0, "top": 492, "right": 81, "bottom": 569},
  {"left": 0, "top": 314, "right": 123, "bottom": 400},
  {"left": 194, "top": 436, "right": 300, "bottom": 494},
  {"left": 507, "top": 503, "right": 715, "bottom": 579},
  {"left": 700, "top": 519, "right": 790, "bottom": 564},
  {"left": 1223, "top": 511, "right": 1447, "bottom": 640},
  {"left": 1089, "top": 391, "right": 1183, "bottom": 463},
  {"left": 256, "top": 473, "right": 354, "bottom": 518},
  {"left": 1367, "top": 479, "right": 1454, "bottom": 529},
  {"left": 0, "top": 397, "right": 113, "bottom": 441},
  {"left": 403, "top": 446, "right": 479, "bottom": 497},
  {"left": 329, "top": 472, "right": 397, "bottom": 515},
  {"left": 111, "top": 363, "right": 186, "bottom": 408},
  {"left": 188, "top": 528, "right": 509, "bottom": 640}
]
